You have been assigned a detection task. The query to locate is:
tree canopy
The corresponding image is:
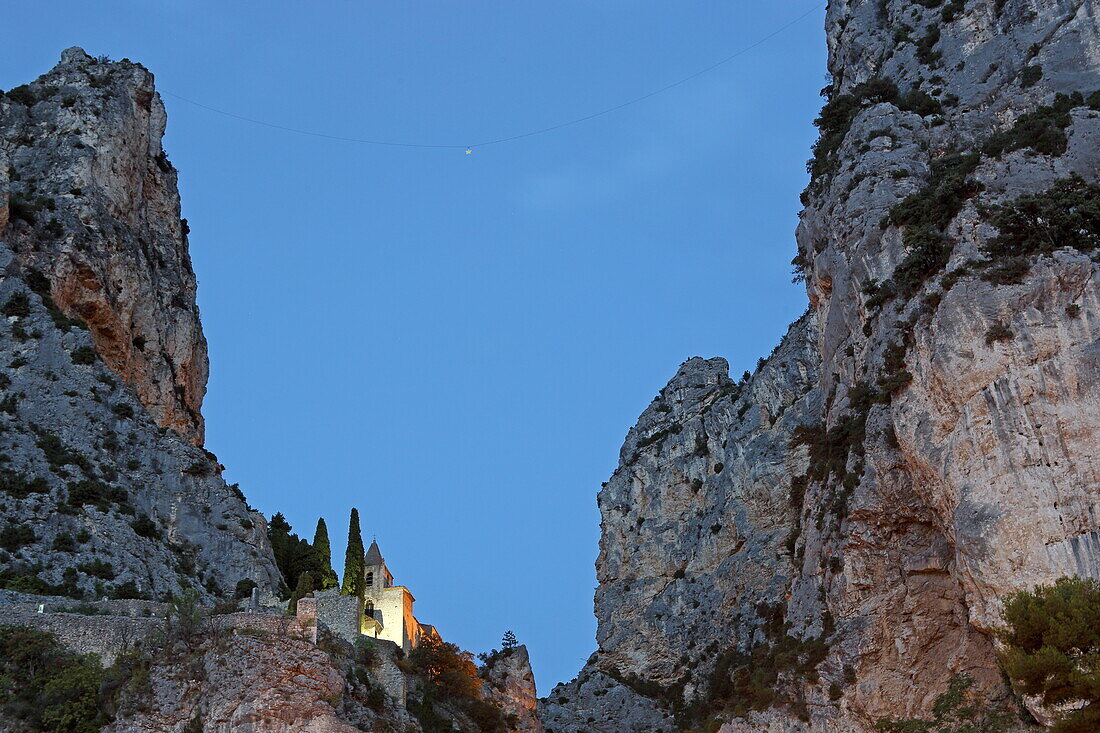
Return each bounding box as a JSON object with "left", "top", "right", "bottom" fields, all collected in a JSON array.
[
  {"left": 1000, "top": 575, "right": 1100, "bottom": 732},
  {"left": 267, "top": 512, "right": 324, "bottom": 594}
]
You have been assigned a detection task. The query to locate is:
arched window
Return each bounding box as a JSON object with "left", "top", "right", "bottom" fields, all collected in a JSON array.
[{"left": 365, "top": 571, "right": 374, "bottom": 588}]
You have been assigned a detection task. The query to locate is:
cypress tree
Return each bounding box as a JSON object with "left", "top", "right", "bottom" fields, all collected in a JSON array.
[
  {"left": 341, "top": 507, "right": 365, "bottom": 599},
  {"left": 289, "top": 571, "right": 315, "bottom": 615},
  {"left": 313, "top": 517, "right": 339, "bottom": 590}
]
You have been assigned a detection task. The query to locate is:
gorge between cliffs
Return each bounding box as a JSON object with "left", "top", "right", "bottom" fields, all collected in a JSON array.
[{"left": 1, "top": 0, "right": 1100, "bottom": 731}]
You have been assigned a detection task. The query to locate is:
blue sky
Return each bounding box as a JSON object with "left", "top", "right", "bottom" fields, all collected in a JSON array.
[{"left": 4, "top": 1, "right": 826, "bottom": 690}]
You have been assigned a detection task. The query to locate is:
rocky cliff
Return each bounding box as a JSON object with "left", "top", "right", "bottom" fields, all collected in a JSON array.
[
  {"left": 0, "top": 48, "right": 545, "bottom": 733},
  {"left": 0, "top": 49, "right": 282, "bottom": 602},
  {"left": 101, "top": 621, "right": 544, "bottom": 733},
  {"left": 483, "top": 645, "right": 546, "bottom": 733},
  {"left": 1, "top": 46, "right": 208, "bottom": 445},
  {"left": 542, "top": 1, "right": 1100, "bottom": 731}
]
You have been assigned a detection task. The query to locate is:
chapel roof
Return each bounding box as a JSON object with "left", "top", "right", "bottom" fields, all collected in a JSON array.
[{"left": 365, "top": 540, "right": 384, "bottom": 565}]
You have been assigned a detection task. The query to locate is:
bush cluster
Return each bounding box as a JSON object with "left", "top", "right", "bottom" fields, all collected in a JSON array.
[
  {"left": 0, "top": 523, "right": 36, "bottom": 552},
  {"left": 67, "top": 479, "right": 129, "bottom": 512},
  {"left": 864, "top": 153, "right": 982, "bottom": 309},
  {"left": 2, "top": 291, "right": 31, "bottom": 318},
  {"left": 0, "top": 625, "right": 109, "bottom": 732},
  {"left": 3, "top": 85, "right": 39, "bottom": 106},
  {"left": 984, "top": 92, "right": 1100, "bottom": 158},
  {"left": 0, "top": 468, "right": 50, "bottom": 498},
  {"left": 807, "top": 78, "right": 942, "bottom": 193},
  {"left": 130, "top": 513, "right": 160, "bottom": 539},
  {"left": 409, "top": 636, "right": 510, "bottom": 732},
  {"left": 667, "top": 603, "right": 831, "bottom": 729},
  {"left": 0, "top": 563, "right": 81, "bottom": 597},
  {"left": 75, "top": 558, "right": 116, "bottom": 580},
  {"left": 983, "top": 174, "right": 1100, "bottom": 260}
]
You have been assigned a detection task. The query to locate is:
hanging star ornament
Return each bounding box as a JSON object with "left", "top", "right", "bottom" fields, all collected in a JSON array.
[{"left": 465, "top": 147, "right": 473, "bottom": 155}]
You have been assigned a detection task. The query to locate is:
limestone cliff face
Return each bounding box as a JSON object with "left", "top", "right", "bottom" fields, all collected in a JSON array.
[
  {"left": 0, "top": 47, "right": 207, "bottom": 445},
  {"left": 543, "top": 1, "right": 1100, "bottom": 731},
  {"left": 0, "top": 50, "right": 282, "bottom": 601},
  {"left": 541, "top": 320, "right": 822, "bottom": 733}
]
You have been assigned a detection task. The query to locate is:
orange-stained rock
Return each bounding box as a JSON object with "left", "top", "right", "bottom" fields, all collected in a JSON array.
[{"left": 1, "top": 47, "right": 208, "bottom": 444}]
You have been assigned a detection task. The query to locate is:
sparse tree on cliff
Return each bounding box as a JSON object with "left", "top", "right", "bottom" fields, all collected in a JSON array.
[
  {"left": 502, "top": 630, "right": 518, "bottom": 650},
  {"left": 341, "top": 508, "right": 365, "bottom": 600},
  {"left": 313, "top": 517, "right": 339, "bottom": 590},
  {"left": 1000, "top": 576, "right": 1100, "bottom": 732}
]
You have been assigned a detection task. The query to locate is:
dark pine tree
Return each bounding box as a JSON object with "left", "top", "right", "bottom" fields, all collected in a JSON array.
[
  {"left": 1001, "top": 576, "right": 1100, "bottom": 732},
  {"left": 313, "top": 517, "right": 339, "bottom": 590},
  {"left": 267, "top": 513, "right": 323, "bottom": 595},
  {"left": 341, "top": 507, "right": 365, "bottom": 600}
]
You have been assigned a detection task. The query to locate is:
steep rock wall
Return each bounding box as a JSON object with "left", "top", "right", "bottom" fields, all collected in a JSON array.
[
  {"left": 542, "top": 317, "right": 822, "bottom": 733},
  {"left": 543, "top": 1, "right": 1100, "bottom": 731},
  {"left": 0, "top": 47, "right": 208, "bottom": 445},
  {"left": 0, "top": 50, "right": 282, "bottom": 601}
]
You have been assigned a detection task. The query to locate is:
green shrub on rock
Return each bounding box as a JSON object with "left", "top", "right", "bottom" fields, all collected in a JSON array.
[
  {"left": 806, "top": 78, "right": 944, "bottom": 195},
  {"left": 70, "top": 346, "right": 98, "bottom": 365},
  {"left": 983, "top": 93, "right": 1095, "bottom": 158},
  {"left": 1000, "top": 576, "right": 1100, "bottom": 732},
  {"left": 983, "top": 175, "right": 1100, "bottom": 259},
  {"left": 0, "top": 523, "right": 35, "bottom": 552}
]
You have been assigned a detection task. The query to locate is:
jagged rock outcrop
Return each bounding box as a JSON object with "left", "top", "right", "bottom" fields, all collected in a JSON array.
[
  {"left": 483, "top": 645, "right": 545, "bottom": 733},
  {"left": 541, "top": 318, "right": 821, "bottom": 733},
  {"left": 0, "top": 47, "right": 208, "bottom": 445},
  {"left": 543, "top": 1, "right": 1100, "bottom": 731},
  {"left": 103, "top": 621, "right": 537, "bottom": 733},
  {"left": 539, "top": 668, "right": 675, "bottom": 733},
  {"left": 0, "top": 50, "right": 282, "bottom": 601},
  {"left": 105, "top": 630, "right": 365, "bottom": 733}
]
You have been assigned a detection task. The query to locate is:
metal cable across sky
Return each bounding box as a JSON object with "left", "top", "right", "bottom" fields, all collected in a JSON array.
[{"left": 162, "top": 2, "right": 825, "bottom": 151}]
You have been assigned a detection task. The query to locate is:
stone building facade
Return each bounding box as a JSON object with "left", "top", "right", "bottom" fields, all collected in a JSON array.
[
  {"left": 295, "top": 540, "right": 438, "bottom": 654},
  {"left": 363, "top": 540, "right": 438, "bottom": 654}
]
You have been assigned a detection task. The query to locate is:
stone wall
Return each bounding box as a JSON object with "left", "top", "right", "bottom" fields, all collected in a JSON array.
[
  {"left": 0, "top": 589, "right": 166, "bottom": 617},
  {"left": 309, "top": 589, "right": 362, "bottom": 644},
  {"left": 3, "top": 609, "right": 160, "bottom": 665},
  {"left": 208, "top": 611, "right": 312, "bottom": 641},
  {"left": 373, "top": 639, "right": 410, "bottom": 706},
  {"left": 0, "top": 601, "right": 319, "bottom": 667}
]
